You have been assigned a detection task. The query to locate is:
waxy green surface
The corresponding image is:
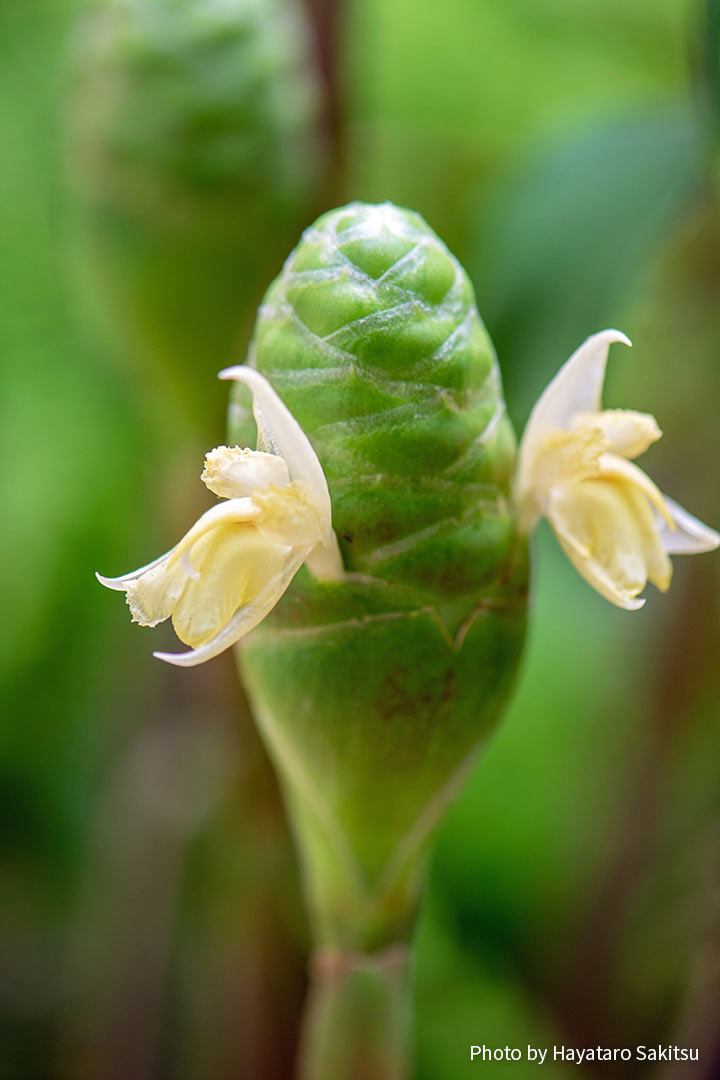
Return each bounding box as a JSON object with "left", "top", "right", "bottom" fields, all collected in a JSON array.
[{"left": 230, "top": 204, "right": 529, "bottom": 949}]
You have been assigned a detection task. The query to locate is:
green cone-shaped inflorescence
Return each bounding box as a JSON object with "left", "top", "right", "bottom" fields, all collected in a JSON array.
[
  {"left": 229, "top": 203, "right": 529, "bottom": 951},
  {"left": 69, "top": 0, "right": 322, "bottom": 418}
]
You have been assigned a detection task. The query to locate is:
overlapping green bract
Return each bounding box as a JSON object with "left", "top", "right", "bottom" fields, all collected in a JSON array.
[
  {"left": 229, "top": 203, "right": 529, "bottom": 950},
  {"left": 234, "top": 202, "right": 518, "bottom": 604},
  {"left": 71, "top": 0, "right": 319, "bottom": 215}
]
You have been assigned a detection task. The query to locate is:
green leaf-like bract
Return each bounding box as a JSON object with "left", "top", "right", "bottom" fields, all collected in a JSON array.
[{"left": 229, "top": 203, "right": 529, "bottom": 950}]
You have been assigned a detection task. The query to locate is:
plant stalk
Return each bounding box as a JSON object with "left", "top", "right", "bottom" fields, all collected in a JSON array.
[{"left": 298, "top": 945, "right": 411, "bottom": 1080}]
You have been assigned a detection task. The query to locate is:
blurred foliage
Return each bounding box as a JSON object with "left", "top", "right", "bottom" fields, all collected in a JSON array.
[
  {"left": 0, "top": 3, "right": 149, "bottom": 1073},
  {"left": 469, "top": 107, "right": 703, "bottom": 427},
  {"left": 69, "top": 0, "right": 324, "bottom": 434},
  {"left": 346, "top": 0, "right": 697, "bottom": 255},
  {"left": 2, "top": 0, "right": 719, "bottom": 1076}
]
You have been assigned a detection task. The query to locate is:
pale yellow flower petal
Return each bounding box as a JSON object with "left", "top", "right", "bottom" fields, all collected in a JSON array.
[
  {"left": 572, "top": 409, "right": 661, "bottom": 459},
  {"left": 617, "top": 480, "right": 672, "bottom": 591},
  {"left": 597, "top": 453, "right": 674, "bottom": 527},
  {"left": 546, "top": 479, "right": 656, "bottom": 610},
  {"left": 165, "top": 498, "right": 261, "bottom": 574},
  {"left": 170, "top": 523, "right": 291, "bottom": 649},
  {"left": 252, "top": 481, "right": 324, "bottom": 547},
  {"left": 126, "top": 481, "right": 323, "bottom": 650},
  {"left": 153, "top": 546, "right": 310, "bottom": 668},
  {"left": 531, "top": 427, "right": 607, "bottom": 495},
  {"left": 110, "top": 481, "right": 327, "bottom": 662},
  {"left": 202, "top": 446, "right": 290, "bottom": 499}
]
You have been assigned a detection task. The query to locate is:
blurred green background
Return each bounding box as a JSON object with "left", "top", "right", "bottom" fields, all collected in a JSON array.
[{"left": 1, "top": 0, "right": 719, "bottom": 1077}]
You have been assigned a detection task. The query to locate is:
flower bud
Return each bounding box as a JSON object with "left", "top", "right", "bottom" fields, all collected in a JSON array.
[
  {"left": 69, "top": 0, "right": 322, "bottom": 413},
  {"left": 229, "top": 203, "right": 529, "bottom": 950}
]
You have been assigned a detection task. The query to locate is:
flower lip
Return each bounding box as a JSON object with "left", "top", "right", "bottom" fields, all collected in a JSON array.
[{"left": 151, "top": 545, "right": 310, "bottom": 668}]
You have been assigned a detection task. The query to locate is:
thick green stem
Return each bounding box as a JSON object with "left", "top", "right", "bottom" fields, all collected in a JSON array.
[{"left": 298, "top": 946, "right": 411, "bottom": 1080}]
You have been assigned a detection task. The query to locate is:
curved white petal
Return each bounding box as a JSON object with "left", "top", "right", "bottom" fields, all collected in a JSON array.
[
  {"left": 219, "top": 365, "right": 343, "bottom": 579},
  {"left": 153, "top": 546, "right": 310, "bottom": 667},
  {"left": 656, "top": 495, "right": 720, "bottom": 554},
  {"left": 97, "top": 498, "right": 261, "bottom": 591},
  {"left": 219, "top": 366, "right": 326, "bottom": 500},
  {"left": 96, "top": 546, "right": 177, "bottom": 590},
  {"left": 530, "top": 329, "right": 632, "bottom": 434},
  {"left": 517, "top": 331, "right": 632, "bottom": 503},
  {"left": 153, "top": 602, "right": 269, "bottom": 667}
]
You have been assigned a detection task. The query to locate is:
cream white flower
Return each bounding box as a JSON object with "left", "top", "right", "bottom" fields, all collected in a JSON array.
[
  {"left": 515, "top": 330, "right": 719, "bottom": 610},
  {"left": 98, "top": 367, "right": 343, "bottom": 666}
]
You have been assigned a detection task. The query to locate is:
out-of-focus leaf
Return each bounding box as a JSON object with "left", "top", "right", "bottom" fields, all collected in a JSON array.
[
  {"left": 470, "top": 108, "right": 704, "bottom": 427},
  {"left": 413, "top": 898, "right": 584, "bottom": 1080},
  {"left": 347, "top": 0, "right": 694, "bottom": 254}
]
